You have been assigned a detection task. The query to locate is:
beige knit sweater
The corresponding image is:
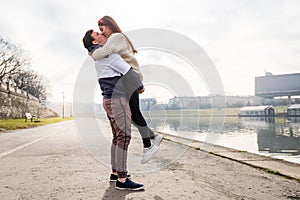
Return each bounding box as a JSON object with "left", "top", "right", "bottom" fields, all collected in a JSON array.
[{"left": 91, "top": 33, "right": 143, "bottom": 81}]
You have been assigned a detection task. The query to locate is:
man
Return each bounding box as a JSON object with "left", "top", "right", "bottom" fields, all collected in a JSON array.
[
  {"left": 88, "top": 30, "right": 162, "bottom": 164},
  {"left": 89, "top": 25, "right": 163, "bottom": 164},
  {"left": 82, "top": 30, "right": 149, "bottom": 190}
]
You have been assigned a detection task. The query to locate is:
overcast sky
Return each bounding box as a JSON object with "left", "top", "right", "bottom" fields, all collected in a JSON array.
[{"left": 1, "top": 0, "right": 300, "bottom": 103}]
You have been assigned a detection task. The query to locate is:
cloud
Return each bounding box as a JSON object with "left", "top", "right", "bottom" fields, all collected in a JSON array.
[{"left": 1, "top": 0, "right": 300, "bottom": 100}]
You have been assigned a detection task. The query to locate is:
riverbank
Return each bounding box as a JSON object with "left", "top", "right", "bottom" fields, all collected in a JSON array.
[
  {"left": 159, "top": 131, "right": 300, "bottom": 182},
  {"left": 141, "top": 108, "right": 300, "bottom": 165},
  {"left": 142, "top": 106, "right": 290, "bottom": 117},
  {"left": 0, "top": 120, "right": 299, "bottom": 199}
]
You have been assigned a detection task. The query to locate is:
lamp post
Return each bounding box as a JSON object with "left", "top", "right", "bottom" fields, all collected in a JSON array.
[
  {"left": 62, "top": 91, "right": 65, "bottom": 118},
  {"left": 44, "top": 91, "right": 67, "bottom": 118}
]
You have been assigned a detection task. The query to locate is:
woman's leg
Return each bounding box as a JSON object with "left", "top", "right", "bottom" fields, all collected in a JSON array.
[{"left": 129, "top": 90, "right": 155, "bottom": 148}]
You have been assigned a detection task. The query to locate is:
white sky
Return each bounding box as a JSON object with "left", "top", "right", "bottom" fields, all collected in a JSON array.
[{"left": 1, "top": 0, "right": 300, "bottom": 103}]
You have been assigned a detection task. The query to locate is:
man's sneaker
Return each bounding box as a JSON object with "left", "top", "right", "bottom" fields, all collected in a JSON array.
[
  {"left": 152, "top": 134, "right": 163, "bottom": 146},
  {"left": 116, "top": 178, "right": 144, "bottom": 191},
  {"left": 110, "top": 174, "right": 131, "bottom": 182},
  {"left": 141, "top": 144, "right": 159, "bottom": 164}
]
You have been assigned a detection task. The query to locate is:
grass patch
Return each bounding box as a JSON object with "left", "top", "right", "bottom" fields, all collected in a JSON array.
[{"left": 0, "top": 117, "right": 74, "bottom": 132}]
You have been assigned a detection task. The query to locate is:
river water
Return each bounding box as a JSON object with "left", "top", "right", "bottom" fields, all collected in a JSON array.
[{"left": 145, "top": 115, "right": 300, "bottom": 164}]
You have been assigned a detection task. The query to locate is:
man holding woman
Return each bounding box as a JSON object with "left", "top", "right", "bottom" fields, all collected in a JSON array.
[
  {"left": 91, "top": 16, "right": 163, "bottom": 164},
  {"left": 82, "top": 16, "right": 163, "bottom": 191},
  {"left": 83, "top": 30, "right": 144, "bottom": 190}
]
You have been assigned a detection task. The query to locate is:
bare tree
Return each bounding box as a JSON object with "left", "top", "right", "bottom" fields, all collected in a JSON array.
[
  {"left": 0, "top": 37, "right": 30, "bottom": 83},
  {"left": 10, "top": 69, "right": 48, "bottom": 100},
  {"left": 26, "top": 72, "right": 48, "bottom": 100},
  {"left": 1, "top": 36, "right": 48, "bottom": 99}
]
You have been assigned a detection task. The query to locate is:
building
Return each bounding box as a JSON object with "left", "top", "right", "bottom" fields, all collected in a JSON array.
[
  {"left": 255, "top": 73, "right": 300, "bottom": 102},
  {"left": 287, "top": 104, "right": 300, "bottom": 116},
  {"left": 140, "top": 98, "right": 157, "bottom": 111},
  {"left": 239, "top": 105, "right": 275, "bottom": 117}
]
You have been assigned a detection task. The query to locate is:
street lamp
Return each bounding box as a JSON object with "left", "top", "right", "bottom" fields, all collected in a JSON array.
[
  {"left": 62, "top": 91, "right": 65, "bottom": 118},
  {"left": 44, "top": 91, "right": 66, "bottom": 118}
]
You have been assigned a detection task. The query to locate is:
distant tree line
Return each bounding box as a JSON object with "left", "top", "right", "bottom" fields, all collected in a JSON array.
[
  {"left": 0, "top": 36, "right": 47, "bottom": 100},
  {"left": 140, "top": 95, "right": 298, "bottom": 111}
]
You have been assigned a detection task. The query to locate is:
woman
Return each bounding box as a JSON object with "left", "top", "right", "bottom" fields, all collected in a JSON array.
[{"left": 91, "top": 16, "right": 162, "bottom": 164}]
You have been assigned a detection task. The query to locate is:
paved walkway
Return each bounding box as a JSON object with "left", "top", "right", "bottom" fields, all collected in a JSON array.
[
  {"left": 160, "top": 132, "right": 300, "bottom": 182},
  {"left": 0, "top": 119, "right": 299, "bottom": 199}
]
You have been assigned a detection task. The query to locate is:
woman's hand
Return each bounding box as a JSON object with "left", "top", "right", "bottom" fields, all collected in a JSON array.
[{"left": 138, "top": 87, "right": 145, "bottom": 94}]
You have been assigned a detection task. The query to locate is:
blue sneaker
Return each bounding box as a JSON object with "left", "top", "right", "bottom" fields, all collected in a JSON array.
[{"left": 116, "top": 178, "right": 144, "bottom": 191}]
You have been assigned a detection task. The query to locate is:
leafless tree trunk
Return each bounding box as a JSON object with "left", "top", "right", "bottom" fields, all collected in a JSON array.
[{"left": 0, "top": 37, "right": 48, "bottom": 100}]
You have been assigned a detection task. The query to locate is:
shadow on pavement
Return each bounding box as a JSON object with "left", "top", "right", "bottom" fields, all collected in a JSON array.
[
  {"left": 101, "top": 182, "right": 145, "bottom": 200},
  {"left": 154, "top": 195, "right": 165, "bottom": 200}
]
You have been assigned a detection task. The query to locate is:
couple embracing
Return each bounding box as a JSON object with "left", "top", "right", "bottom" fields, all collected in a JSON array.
[{"left": 82, "top": 16, "right": 163, "bottom": 191}]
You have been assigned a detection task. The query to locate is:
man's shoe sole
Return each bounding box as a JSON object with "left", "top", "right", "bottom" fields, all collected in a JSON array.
[{"left": 115, "top": 186, "right": 144, "bottom": 191}]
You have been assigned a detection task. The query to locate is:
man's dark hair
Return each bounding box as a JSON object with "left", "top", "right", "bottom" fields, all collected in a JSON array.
[{"left": 82, "top": 29, "right": 94, "bottom": 49}]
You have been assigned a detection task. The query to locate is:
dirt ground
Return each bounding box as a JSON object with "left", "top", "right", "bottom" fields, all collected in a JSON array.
[{"left": 0, "top": 120, "right": 299, "bottom": 199}]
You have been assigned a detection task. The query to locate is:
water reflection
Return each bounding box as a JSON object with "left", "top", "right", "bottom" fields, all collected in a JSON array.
[
  {"left": 241, "top": 117, "right": 300, "bottom": 156},
  {"left": 145, "top": 115, "right": 300, "bottom": 163}
]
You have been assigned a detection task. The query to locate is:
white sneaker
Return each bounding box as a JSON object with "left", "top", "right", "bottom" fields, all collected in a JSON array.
[
  {"left": 141, "top": 144, "right": 159, "bottom": 164},
  {"left": 153, "top": 134, "right": 163, "bottom": 146}
]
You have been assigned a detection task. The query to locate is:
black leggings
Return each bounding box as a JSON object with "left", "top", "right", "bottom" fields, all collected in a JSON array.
[{"left": 129, "top": 90, "right": 155, "bottom": 148}]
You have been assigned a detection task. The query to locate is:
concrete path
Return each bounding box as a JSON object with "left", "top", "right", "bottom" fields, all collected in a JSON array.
[{"left": 0, "top": 119, "right": 299, "bottom": 200}]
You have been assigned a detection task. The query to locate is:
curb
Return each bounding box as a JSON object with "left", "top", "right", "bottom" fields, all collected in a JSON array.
[{"left": 158, "top": 131, "right": 300, "bottom": 183}]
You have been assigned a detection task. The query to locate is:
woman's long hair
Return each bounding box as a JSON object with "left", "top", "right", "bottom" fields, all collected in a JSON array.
[{"left": 98, "top": 16, "right": 138, "bottom": 54}]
